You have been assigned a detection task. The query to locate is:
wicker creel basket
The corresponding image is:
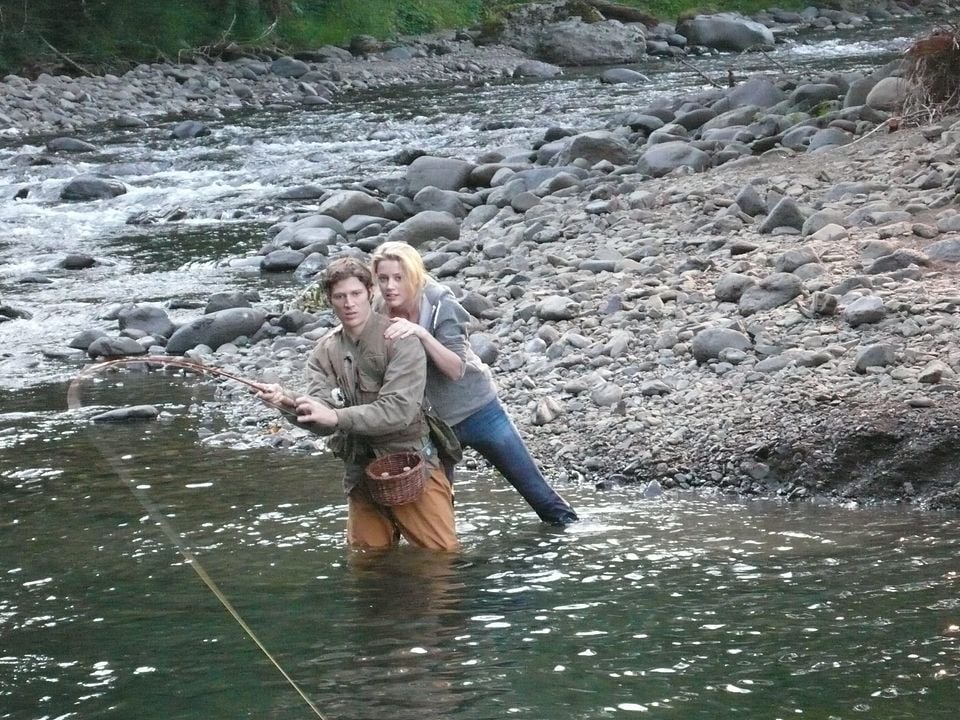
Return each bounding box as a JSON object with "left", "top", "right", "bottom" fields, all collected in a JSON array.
[{"left": 363, "top": 452, "right": 425, "bottom": 506}]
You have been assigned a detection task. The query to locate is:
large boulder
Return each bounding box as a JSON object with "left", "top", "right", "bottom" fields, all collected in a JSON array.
[
  {"left": 637, "top": 141, "right": 711, "bottom": 178},
  {"left": 386, "top": 210, "right": 461, "bottom": 247},
  {"left": 555, "top": 131, "right": 631, "bottom": 166},
  {"left": 677, "top": 13, "right": 774, "bottom": 52},
  {"left": 724, "top": 78, "right": 786, "bottom": 109},
  {"left": 865, "top": 77, "right": 915, "bottom": 111},
  {"left": 166, "top": 308, "right": 267, "bottom": 354},
  {"left": 117, "top": 304, "right": 176, "bottom": 339},
  {"left": 317, "top": 190, "right": 385, "bottom": 222},
  {"left": 406, "top": 156, "right": 475, "bottom": 194},
  {"left": 538, "top": 19, "right": 646, "bottom": 66}
]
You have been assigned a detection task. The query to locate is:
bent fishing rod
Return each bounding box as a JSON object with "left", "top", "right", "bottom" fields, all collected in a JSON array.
[{"left": 67, "top": 354, "right": 327, "bottom": 720}]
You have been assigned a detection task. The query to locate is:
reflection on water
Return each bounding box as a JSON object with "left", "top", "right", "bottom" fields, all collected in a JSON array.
[
  {"left": 2, "top": 17, "right": 959, "bottom": 719},
  {"left": 2, "top": 378, "right": 959, "bottom": 719}
]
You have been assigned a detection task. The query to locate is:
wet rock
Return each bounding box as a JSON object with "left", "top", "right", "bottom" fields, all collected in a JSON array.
[
  {"left": 46, "top": 137, "right": 97, "bottom": 153},
  {"left": 169, "top": 120, "right": 211, "bottom": 139},
  {"left": 61, "top": 175, "right": 127, "bottom": 201},
  {"left": 59, "top": 253, "right": 96, "bottom": 269},
  {"left": 91, "top": 405, "right": 160, "bottom": 422},
  {"left": 87, "top": 336, "right": 148, "bottom": 358},
  {"left": 166, "top": 308, "right": 267, "bottom": 354},
  {"left": 117, "top": 304, "right": 177, "bottom": 338}
]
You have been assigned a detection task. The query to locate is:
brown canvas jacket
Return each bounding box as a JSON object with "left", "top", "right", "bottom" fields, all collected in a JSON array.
[{"left": 305, "top": 312, "right": 432, "bottom": 491}]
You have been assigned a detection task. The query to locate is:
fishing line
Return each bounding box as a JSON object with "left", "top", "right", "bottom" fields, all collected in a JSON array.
[{"left": 67, "top": 355, "right": 328, "bottom": 720}]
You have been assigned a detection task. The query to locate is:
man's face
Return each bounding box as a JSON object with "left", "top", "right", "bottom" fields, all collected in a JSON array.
[{"left": 329, "top": 276, "right": 372, "bottom": 335}]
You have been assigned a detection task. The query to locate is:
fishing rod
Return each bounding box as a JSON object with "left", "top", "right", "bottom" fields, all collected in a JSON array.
[{"left": 67, "top": 354, "right": 328, "bottom": 720}]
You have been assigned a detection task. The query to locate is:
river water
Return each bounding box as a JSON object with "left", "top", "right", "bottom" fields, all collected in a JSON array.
[{"left": 3, "top": 20, "right": 960, "bottom": 720}]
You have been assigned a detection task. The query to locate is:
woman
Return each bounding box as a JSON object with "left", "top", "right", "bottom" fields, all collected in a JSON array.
[{"left": 370, "top": 240, "right": 578, "bottom": 527}]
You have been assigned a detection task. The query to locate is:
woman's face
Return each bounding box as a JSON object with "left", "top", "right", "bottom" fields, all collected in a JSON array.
[{"left": 375, "top": 259, "right": 411, "bottom": 310}]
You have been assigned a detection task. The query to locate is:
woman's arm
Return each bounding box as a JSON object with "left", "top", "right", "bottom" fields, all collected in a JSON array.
[{"left": 384, "top": 317, "right": 465, "bottom": 381}]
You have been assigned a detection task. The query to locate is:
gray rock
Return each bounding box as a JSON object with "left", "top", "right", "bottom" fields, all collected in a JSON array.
[
  {"left": 318, "top": 190, "right": 384, "bottom": 222},
  {"left": 807, "top": 127, "right": 853, "bottom": 152},
  {"left": 865, "top": 77, "right": 913, "bottom": 111},
  {"left": 735, "top": 184, "right": 766, "bottom": 216},
  {"left": 918, "top": 359, "right": 955, "bottom": 384},
  {"left": 387, "top": 211, "right": 461, "bottom": 247},
  {"left": 87, "top": 336, "right": 148, "bottom": 358},
  {"left": 775, "top": 247, "right": 819, "bottom": 273},
  {"left": 803, "top": 209, "right": 847, "bottom": 237},
  {"left": 513, "top": 60, "right": 563, "bottom": 78},
  {"left": 205, "top": 292, "right": 253, "bottom": 314},
  {"left": 925, "top": 237, "right": 960, "bottom": 263},
  {"left": 46, "top": 137, "right": 97, "bottom": 153},
  {"left": 738, "top": 272, "right": 803, "bottom": 315},
  {"left": 117, "top": 304, "right": 176, "bottom": 338},
  {"left": 538, "top": 19, "right": 647, "bottom": 66},
  {"left": 166, "top": 308, "right": 267, "bottom": 354},
  {"left": 61, "top": 175, "right": 127, "bottom": 201},
  {"left": 271, "top": 56, "right": 310, "bottom": 78},
  {"left": 637, "top": 140, "right": 711, "bottom": 178},
  {"left": 261, "top": 249, "right": 306, "bottom": 272},
  {"left": 69, "top": 328, "right": 109, "bottom": 350},
  {"left": 169, "top": 120, "right": 211, "bottom": 139},
  {"left": 715, "top": 273, "right": 757, "bottom": 302},
  {"left": 91, "top": 405, "right": 160, "bottom": 422},
  {"left": 759, "top": 197, "right": 806, "bottom": 233},
  {"left": 677, "top": 13, "right": 774, "bottom": 52},
  {"left": 537, "top": 296, "right": 579, "bottom": 321},
  {"left": 591, "top": 383, "right": 623, "bottom": 407},
  {"left": 272, "top": 215, "right": 347, "bottom": 246},
  {"left": 854, "top": 343, "right": 895, "bottom": 373},
  {"left": 600, "top": 68, "right": 649, "bottom": 84},
  {"left": 406, "top": 156, "right": 475, "bottom": 194},
  {"left": 557, "top": 131, "right": 631, "bottom": 166},
  {"left": 691, "top": 326, "right": 753, "bottom": 363},
  {"left": 843, "top": 295, "right": 886, "bottom": 326},
  {"left": 533, "top": 396, "right": 564, "bottom": 425},
  {"left": 725, "top": 78, "right": 785, "bottom": 109}
]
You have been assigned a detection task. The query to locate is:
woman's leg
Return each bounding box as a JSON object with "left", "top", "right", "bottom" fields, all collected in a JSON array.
[{"left": 454, "top": 399, "right": 578, "bottom": 526}]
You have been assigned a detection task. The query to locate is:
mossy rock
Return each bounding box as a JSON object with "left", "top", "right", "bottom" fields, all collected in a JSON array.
[{"left": 564, "top": 0, "right": 604, "bottom": 23}]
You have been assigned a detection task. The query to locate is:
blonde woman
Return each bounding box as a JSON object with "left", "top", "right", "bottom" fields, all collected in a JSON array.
[{"left": 370, "top": 241, "right": 578, "bottom": 526}]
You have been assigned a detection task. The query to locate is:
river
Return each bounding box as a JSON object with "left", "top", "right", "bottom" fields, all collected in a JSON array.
[{"left": 2, "top": 19, "right": 959, "bottom": 720}]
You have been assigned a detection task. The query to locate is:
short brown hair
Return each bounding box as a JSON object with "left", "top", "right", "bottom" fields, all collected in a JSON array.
[{"left": 322, "top": 257, "right": 373, "bottom": 298}]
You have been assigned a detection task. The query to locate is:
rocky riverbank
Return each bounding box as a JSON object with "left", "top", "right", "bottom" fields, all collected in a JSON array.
[{"left": 6, "top": 2, "right": 960, "bottom": 510}]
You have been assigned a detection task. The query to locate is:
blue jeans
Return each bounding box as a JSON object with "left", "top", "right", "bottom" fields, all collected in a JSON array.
[{"left": 446, "top": 398, "right": 579, "bottom": 526}]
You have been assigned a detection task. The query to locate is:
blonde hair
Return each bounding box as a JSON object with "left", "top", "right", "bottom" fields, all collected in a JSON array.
[{"left": 370, "top": 241, "right": 427, "bottom": 302}]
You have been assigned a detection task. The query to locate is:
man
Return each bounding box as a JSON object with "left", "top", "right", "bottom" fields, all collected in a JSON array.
[{"left": 259, "top": 257, "right": 457, "bottom": 551}]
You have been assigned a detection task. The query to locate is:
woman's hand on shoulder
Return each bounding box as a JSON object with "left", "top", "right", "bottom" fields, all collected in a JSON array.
[{"left": 384, "top": 317, "right": 424, "bottom": 341}]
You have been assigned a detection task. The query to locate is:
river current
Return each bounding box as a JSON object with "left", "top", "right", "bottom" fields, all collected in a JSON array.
[{"left": 2, "top": 20, "right": 959, "bottom": 720}]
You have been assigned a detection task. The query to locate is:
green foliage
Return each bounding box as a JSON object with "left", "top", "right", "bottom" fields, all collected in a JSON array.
[{"left": 0, "top": 0, "right": 814, "bottom": 76}]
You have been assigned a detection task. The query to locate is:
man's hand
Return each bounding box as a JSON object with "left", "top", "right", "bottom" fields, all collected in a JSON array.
[
  {"left": 294, "top": 396, "right": 338, "bottom": 428},
  {"left": 255, "top": 382, "right": 296, "bottom": 409}
]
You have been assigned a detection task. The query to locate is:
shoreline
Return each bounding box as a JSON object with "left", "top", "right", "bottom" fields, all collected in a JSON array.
[{"left": 4, "top": 3, "right": 960, "bottom": 510}]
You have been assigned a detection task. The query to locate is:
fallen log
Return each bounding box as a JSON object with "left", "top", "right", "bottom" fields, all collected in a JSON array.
[{"left": 586, "top": 0, "right": 658, "bottom": 28}]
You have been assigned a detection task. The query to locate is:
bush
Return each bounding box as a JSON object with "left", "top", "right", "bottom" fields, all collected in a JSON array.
[{"left": 903, "top": 23, "right": 960, "bottom": 122}]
